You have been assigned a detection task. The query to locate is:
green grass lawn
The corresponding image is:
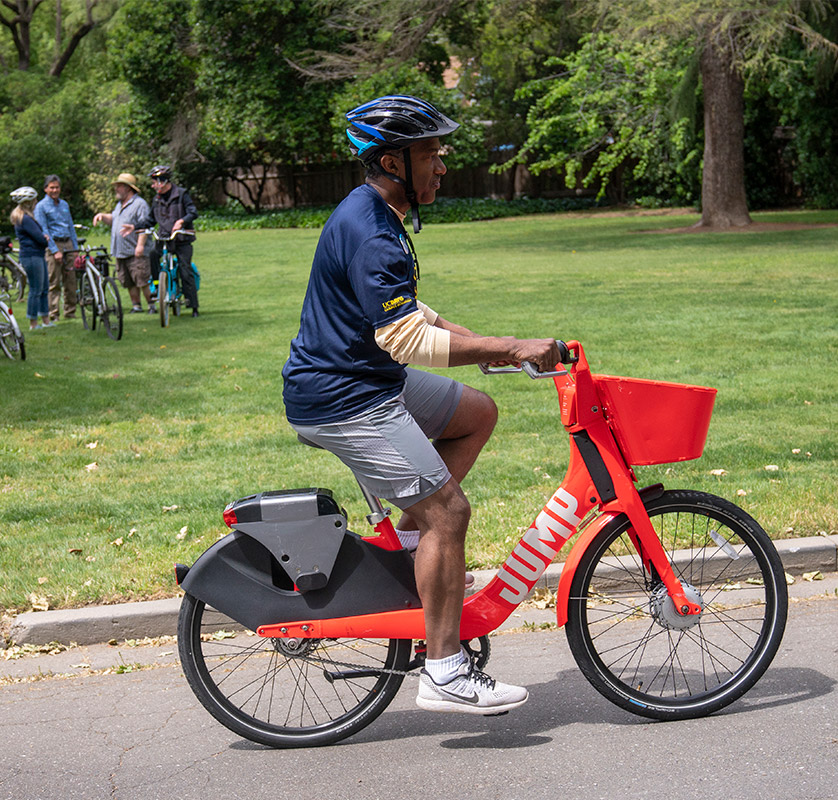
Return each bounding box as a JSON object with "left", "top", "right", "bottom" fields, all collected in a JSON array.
[{"left": 2, "top": 208, "right": 836, "bottom": 613}]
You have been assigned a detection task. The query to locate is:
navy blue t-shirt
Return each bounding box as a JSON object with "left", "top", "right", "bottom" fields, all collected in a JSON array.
[{"left": 282, "top": 184, "right": 420, "bottom": 424}]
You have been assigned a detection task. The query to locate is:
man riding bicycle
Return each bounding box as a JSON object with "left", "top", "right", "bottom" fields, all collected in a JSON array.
[{"left": 282, "top": 95, "right": 560, "bottom": 715}]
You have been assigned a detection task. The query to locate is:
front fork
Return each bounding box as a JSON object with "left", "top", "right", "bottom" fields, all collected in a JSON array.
[{"left": 564, "top": 421, "right": 702, "bottom": 618}]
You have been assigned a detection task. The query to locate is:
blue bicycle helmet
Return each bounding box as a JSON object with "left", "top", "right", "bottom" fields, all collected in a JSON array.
[
  {"left": 346, "top": 95, "right": 459, "bottom": 164},
  {"left": 346, "top": 95, "right": 459, "bottom": 233}
]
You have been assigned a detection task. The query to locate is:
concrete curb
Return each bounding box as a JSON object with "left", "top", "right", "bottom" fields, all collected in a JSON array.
[{"left": 8, "top": 534, "right": 838, "bottom": 647}]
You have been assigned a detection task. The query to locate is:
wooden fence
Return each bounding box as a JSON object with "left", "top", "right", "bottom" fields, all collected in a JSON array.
[{"left": 215, "top": 158, "right": 591, "bottom": 210}]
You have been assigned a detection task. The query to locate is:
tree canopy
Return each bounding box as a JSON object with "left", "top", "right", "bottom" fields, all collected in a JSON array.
[{"left": 1, "top": 0, "right": 837, "bottom": 222}]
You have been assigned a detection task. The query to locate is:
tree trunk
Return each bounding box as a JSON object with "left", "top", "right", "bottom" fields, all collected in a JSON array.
[{"left": 698, "top": 40, "right": 752, "bottom": 228}]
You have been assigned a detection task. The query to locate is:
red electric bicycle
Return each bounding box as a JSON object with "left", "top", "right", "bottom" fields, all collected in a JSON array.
[{"left": 176, "top": 341, "right": 788, "bottom": 748}]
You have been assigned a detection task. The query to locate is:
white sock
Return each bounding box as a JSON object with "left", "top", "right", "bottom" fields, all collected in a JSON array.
[
  {"left": 424, "top": 649, "right": 467, "bottom": 684},
  {"left": 396, "top": 529, "right": 420, "bottom": 551}
]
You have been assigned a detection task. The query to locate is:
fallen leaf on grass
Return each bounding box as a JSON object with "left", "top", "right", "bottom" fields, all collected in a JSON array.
[
  {"left": 68, "top": 548, "right": 82, "bottom": 556},
  {"left": 34, "top": 372, "right": 45, "bottom": 378},
  {"left": 85, "top": 462, "right": 98, "bottom": 472},
  {"left": 162, "top": 505, "right": 178, "bottom": 512},
  {"left": 28, "top": 593, "right": 50, "bottom": 612},
  {"left": 176, "top": 525, "right": 188, "bottom": 540},
  {"left": 37, "top": 577, "right": 48, "bottom": 585},
  {"left": 111, "top": 537, "right": 124, "bottom": 547},
  {"left": 86, "top": 441, "right": 98, "bottom": 449},
  {"left": 710, "top": 469, "right": 728, "bottom": 476},
  {"left": 764, "top": 465, "right": 780, "bottom": 472},
  {"left": 736, "top": 489, "right": 748, "bottom": 497}
]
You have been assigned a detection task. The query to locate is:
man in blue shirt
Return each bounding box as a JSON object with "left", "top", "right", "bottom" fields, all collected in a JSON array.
[
  {"left": 283, "top": 96, "right": 561, "bottom": 715},
  {"left": 34, "top": 175, "right": 79, "bottom": 322}
]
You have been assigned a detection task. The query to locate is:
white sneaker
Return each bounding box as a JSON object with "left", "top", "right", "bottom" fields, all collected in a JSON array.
[{"left": 416, "top": 661, "right": 528, "bottom": 715}]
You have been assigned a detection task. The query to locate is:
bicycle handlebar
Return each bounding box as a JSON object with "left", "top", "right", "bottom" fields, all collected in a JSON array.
[
  {"left": 479, "top": 339, "right": 573, "bottom": 378},
  {"left": 150, "top": 229, "right": 195, "bottom": 241}
]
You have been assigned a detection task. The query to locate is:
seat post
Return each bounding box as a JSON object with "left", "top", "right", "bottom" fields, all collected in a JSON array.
[{"left": 355, "top": 476, "right": 391, "bottom": 525}]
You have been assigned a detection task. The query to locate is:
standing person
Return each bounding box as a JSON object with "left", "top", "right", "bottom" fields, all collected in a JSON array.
[
  {"left": 282, "top": 95, "right": 561, "bottom": 715},
  {"left": 34, "top": 175, "right": 79, "bottom": 322},
  {"left": 122, "top": 165, "right": 200, "bottom": 317},
  {"left": 10, "top": 187, "right": 52, "bottom": 330},
  {"left": 93, "top": 173, "right": 156, "bottom": 314}
]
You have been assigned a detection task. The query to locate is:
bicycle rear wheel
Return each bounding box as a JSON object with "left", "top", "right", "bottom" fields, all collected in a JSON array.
[
  {"left": 178, "top": 593, "right": 411, "bottom": 748},
  {"left": 79, "top": 272, "right": 97, "bottom": 331},
  {"left": 565, "top": 490, "right": 787, "bottom": 720},
  {"left": 158, "top": 271, "right": 169, "bottom": 328},
  {"left": 100, "top": 277, "right": 123, "bottom": 340}
]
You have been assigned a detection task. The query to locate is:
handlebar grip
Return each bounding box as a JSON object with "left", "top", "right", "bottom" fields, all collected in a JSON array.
[{"left": 556, "top": 340, "right": 573, "bottom": 364}]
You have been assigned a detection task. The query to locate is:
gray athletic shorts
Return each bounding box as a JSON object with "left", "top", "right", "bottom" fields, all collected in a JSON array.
[{"left": 291, "top": 368, "right": 464, "bottom": 510}]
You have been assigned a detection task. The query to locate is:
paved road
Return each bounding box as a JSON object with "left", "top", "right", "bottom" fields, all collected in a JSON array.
[{"left": 1, "top": 587, "right": 836, "bottom": 800}]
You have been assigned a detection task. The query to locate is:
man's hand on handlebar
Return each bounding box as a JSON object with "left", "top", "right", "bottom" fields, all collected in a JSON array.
[{"left": 503, "top": 337, "right": 564, "bottom": 373}]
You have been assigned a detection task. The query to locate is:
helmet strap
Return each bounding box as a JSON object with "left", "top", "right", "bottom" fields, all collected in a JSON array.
[
  {"left": 402, "top": 147, "right": 421, "bottom": 234},
  {"left": 373, "top": 147, "right": 422, "bottom": 234}
]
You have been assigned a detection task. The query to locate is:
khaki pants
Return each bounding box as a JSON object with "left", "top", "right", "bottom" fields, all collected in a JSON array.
[{"left": 47, "top": 238, "right": 77, "bottom": 320}]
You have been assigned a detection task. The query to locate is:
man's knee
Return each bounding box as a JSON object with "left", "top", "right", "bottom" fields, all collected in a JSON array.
[{"left": 441, "top": 386, "right": 498, "bottom": 441}]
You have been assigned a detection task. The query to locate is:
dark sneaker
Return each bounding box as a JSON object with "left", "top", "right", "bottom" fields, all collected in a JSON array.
[
  {"left": 192, "top": 309, "right": 199, "bottom": 317},
  {"left": 130, "top": 305, "right": 143, "bottom": 313},
  {"left": 147, "top": 304, "right": 157, "bottom": 314},
  {"left": 416, "top": 661, "right": 528, "bottom": 715}
]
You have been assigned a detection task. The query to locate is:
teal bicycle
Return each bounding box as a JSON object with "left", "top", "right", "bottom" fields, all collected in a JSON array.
[{"left": 151, "top": 229, "right": 200, "bottom": 328}]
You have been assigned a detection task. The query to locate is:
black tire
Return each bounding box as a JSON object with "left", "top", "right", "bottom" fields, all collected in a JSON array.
[
  {"left": 565, "top": 490, "right": 787, "bottom": 721},
  {"left": 3, "top": 257, "right": 26, "bottom": 302},
  {"left": 158, "top": 271, "right": 169, "bottom": 328},
  {"left": 100, "top": 277, "right": 123, "bottom": 340},
  {"left": 79, "top": 272, "right": 97, "bottom": 331},
  {"left": 177, "top": 593, "right": 411, "bottom": 748},
  {"left": 0, "top": 306, "right": 22, "bottom": 359}
]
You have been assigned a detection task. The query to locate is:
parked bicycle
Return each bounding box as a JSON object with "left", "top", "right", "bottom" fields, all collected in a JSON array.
[
  {"left": 0, "top": 235, "right": 27, "bottom": 303},
  {"left": 72, "top": 235, "right": 123, "bottom": 341},
  {"left": 0, "top": 274, "right": 25, "bottom": 359},
  {"left": 175, "top": 341, "right": 788, "bottom": 748},
  {"left": 151, "top": 229, "right": 200, "bottom": 328}
]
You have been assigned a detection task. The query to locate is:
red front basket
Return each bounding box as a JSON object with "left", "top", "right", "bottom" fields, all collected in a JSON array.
[{"left": 594, "top": 375, "right": 717, "bottom": 466}]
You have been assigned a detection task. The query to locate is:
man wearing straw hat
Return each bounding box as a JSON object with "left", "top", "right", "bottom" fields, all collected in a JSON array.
[{"left": 93, "top": 173, "right": 156, "bottom": 314}]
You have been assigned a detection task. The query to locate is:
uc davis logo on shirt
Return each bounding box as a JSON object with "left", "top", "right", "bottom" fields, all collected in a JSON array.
[{"left": 382, "top": 296, "right": 409, "bottom": 312}]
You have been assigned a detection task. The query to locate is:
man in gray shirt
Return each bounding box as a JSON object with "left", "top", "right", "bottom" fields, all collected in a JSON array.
[{"left": 93, "top": 173, "right": 156, "bottom": 314}]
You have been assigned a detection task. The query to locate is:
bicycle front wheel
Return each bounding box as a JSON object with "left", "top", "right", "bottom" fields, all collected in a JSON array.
[
  {"left": 178, "top": 593, "right": 411, "bottom": 748},
  {"left": 3, "top": 257, "right": 26, "bottom": 302},
  {"left": 0, "top": 306, "right": 24, "bottom": 359},
  {"left": 158, "top": 271, "right": 169, "bottom": 328},
  {"left": 565, "top": 490, "right": 787, "bottom": 721},
  {"left": 100, "top": 277, "right": 123, "bottom": 340}
]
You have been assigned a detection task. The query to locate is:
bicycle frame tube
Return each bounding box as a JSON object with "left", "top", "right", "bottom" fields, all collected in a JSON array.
[
  {"left": 86, "top": 261, "right": 106, "bottom": 312},
  {"left": 256, "top": 341, "right": 702, "bottom": 641}
]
